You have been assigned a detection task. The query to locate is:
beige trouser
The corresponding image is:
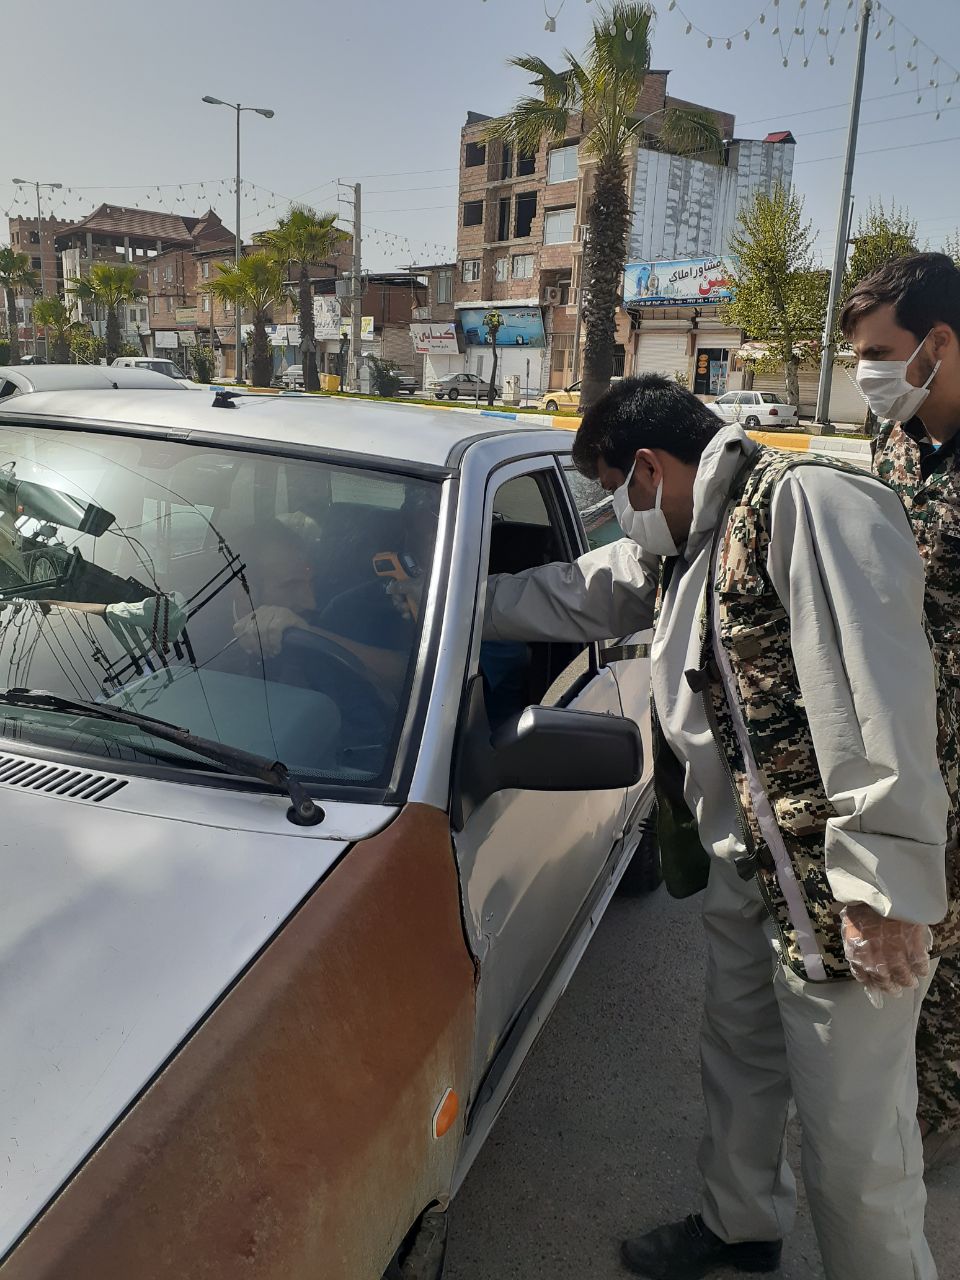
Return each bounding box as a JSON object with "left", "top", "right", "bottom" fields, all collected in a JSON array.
[{"left": 698, "top": 855, "right": 937, "bottom": 1280}]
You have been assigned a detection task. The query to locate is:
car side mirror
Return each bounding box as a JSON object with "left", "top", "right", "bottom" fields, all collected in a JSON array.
[{"left": 452, "top": 676, "right": 642, "bottom": 830}]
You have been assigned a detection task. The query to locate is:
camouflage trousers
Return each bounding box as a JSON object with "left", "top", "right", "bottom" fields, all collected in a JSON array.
[{"left": 917, "top": 951, "right": 960, "bottom": 1132}]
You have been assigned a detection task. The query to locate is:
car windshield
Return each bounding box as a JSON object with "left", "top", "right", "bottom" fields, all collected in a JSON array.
[
  {"left": 135, "top": 360, "right": 184, "bottom": 378},
  {"left": 0, "top": 426, "right": 440, "bottom": 797}
]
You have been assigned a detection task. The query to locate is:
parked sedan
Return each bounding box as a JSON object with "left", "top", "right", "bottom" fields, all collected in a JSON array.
[
  {"left": 0, "top": 389, "right": 655, "bottom": 1280},
  {"left": 709, "top": 389, "right": 799, "bottom": 428},
  {"left": 537, "top": 380, "right": 582, "bottom": 413},
  {"left": 0, "top": 364, "right": 191, "bottom": 401},
  {"left": 429, "top": 371, "right": 501, "bottom": 401}
]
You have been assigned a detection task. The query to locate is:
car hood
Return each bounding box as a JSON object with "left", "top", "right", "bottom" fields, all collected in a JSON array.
[{"left": 0, "top": 764, "right": 395, "bottom": 1258}]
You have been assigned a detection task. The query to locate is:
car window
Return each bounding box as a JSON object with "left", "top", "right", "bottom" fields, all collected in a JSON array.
[
  {"left": 0, "top": 426, "right": 441, "bottom": 799},
  {"left": 563, "top": 467, "right": 623, "bottom": 551},
  {"left": 760, "top": 393, "right": 785, "bottom": 404},
  {"left": 717, "top": 393, "right": 736, "bottom": 405},
  {"left": 479, "top": 468, "right": 588, "bottom": 724}
]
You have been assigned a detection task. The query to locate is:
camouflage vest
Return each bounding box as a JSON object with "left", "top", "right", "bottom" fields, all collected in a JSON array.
[{"left": 873, "top": 421, "right": 960, "bottom": 953}]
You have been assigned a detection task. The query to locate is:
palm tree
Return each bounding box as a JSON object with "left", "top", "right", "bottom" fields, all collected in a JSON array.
[
  {"left": 205, "top": 252, "right": 286, "bottom": 387},
  {"left": 33, "top": 297, "right": 73, "bottom": 363},
  {"left": 0, "top": 247, "right": 40, "bottom": 364},
  {"left": 490, "top": 2, "right": 724, "bottom": 410},
  {"left": 66, "top": 263, "right": 142, "bottom": 362},
  {"left": 263, "top": 205, "right": 347, "bottom": 392},
  {"left": 484, "top": 309, "right": 504, "bottom": 406}
]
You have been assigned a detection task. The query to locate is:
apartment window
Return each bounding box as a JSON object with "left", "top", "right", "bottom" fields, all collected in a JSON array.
[
  {"left": 164, "top": 265, "right": 174, "bottom": 283},
  {"left": 544, "top": 208, "right": 576, "bottom": 245},
  {"left": 462, "top": 200, "right": 484, "bottom": 228},
  {"left": 139, "top": 307, "right": 148, "bottom": 323},
  {"left": 202, "top": 295, "right": 211, "bottom": 313},
  {"left": 465, "top": 141, "right": 486, "bottom": 168},
  {"left": 29, "top": 230, "right": 40, "bottom": 245},
  {"left": 558, "top": 278, "right": 572, "bottom": 306},
  {"left": 517, "top": 151, "right": 536, "bottom": 177},
  {"left": 500, "top": 143, "right": 513, "bottom": 181},
  {"left": 153, "top": 297, "right": 160, "bottom": 316},
  {"left": 152, "top": 267, "right": 159, "bottom": 284},
  {"left": 495, "top": 257, "right": 509, "bottom": 283},
  {"left": 547, "top": 145, "right": 579, "bottom": 184},
  {"left": 514, "top": 193, "right": 536, "bottom": 238},
  {"left": 436, "top": 271, "right": 453, "bottom": 304},
  {"left": 202, "top": 261, "right": 210, "bottom": 280},
  {"left": 497, "top": 196, "right": 511, "bottom": 242},
  {"left": 166, "top": 296, "right": 174, "bottom": 312},
  {"left": 551, "top": 332, "right": 575, "bottom": 375},
  {"left": 462, "top": 259, "right": 482, "bottom": 283},
  {"left": 31, "top": 257, "right": 42, "bottom": 272},
  {"left": 225, "top": 299, "right": 233, "bottom": 313},
  {"left": 512, "top": 254, "right": 534, "bottom": 280}
]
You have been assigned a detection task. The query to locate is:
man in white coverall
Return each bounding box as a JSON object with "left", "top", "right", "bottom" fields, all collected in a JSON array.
[{"left": 483, "top": 375, "right": 950, "bottom": 1280}]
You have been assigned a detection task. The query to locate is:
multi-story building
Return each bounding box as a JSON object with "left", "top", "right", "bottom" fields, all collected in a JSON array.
[
  {"left": 6, "top": 215, "right": 77, "bottom": 355},
  {"left": 453, "top": 70, "right": 794, "bottom": 397},
  {"left": 408, "top": 264, "right": 458, "bottom": 387}
]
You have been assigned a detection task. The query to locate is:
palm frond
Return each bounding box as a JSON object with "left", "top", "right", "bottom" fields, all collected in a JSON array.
[
  {"left": 658, "top": 105, "right": 725, "bottom": 164},
  {"left": 507, "top": 54, "right": 575, "bottom": 107},
  {"left": 586, "top": 4, "right": 653, "bottom": 89},
  {"left": 486, "top": 99, "right": 570, "bottom": 152}
]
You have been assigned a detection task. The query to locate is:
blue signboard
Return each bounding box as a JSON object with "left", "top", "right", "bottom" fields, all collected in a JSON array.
[
  {"left": 623, "top": 256, "right": 736, "bottom": 308},
  {"left": 458, "top": 306, "right": 546, "bottom": 348}
]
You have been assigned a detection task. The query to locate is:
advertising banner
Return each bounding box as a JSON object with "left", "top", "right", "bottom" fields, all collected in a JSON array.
[
  {"left": 623, "top": 257, "right": 736, "bottom": 307},
  {"left": 458, "top": 306, "right": 546, "bottom": 348}
]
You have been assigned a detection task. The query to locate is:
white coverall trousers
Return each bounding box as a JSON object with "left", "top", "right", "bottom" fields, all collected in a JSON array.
[{"left": 698, "top": 855, "right": 937, "bottom": 1280}]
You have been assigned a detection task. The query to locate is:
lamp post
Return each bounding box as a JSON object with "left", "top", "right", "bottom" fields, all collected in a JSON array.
[
  {"left": 12, "top": 177, "right": 62, "bottom": 360},
  {"left": 201, "top": 97, "right": 274, "bottom": 382}
]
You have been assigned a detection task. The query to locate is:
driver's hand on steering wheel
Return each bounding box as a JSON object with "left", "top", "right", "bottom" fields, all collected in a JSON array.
[{"left": 234, "top": 605, "right": 306, "bottom": 657}]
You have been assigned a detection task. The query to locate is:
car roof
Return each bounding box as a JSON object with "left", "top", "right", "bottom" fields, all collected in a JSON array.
[
  {"left": 0, "top": 365, "right": 187, "bottom": 393},
  {"left": 0, "top": 389, "right": 575, "bottom": 470}
]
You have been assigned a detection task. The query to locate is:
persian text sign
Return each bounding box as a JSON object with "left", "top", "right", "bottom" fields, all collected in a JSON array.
[{"left": 623, "top": 257, "right": 736, "bottom": 307}]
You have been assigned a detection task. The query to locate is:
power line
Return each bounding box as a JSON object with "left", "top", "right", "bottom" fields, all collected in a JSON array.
[{"left": 795, "top": 129, "right": 960, "bottom": 164}]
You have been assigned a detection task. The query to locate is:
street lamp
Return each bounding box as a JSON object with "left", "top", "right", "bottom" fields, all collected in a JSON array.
[
  {"left": 13, "top": 177, "right": 63, "bottom": 359},
  {"left": 201, "top": 97, "right": 275, "bottom": 382}
]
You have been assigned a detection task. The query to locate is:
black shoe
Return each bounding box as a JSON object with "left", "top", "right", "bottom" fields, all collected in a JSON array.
[{"left": 620, "top": 1214, "right": 782, "bottom": 1279}]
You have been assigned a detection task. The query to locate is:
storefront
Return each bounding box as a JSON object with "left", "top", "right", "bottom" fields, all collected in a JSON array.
[{"left": 411, "top": 321, "right": 462, "bottom": 388}]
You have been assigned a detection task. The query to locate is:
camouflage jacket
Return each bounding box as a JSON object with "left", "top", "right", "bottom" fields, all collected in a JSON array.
[
  {"left": 699, "top": 447, "right": 958, "bottom": 980},
  {"left": 874, "top": 420, "right": 960, "bottom": 953}
]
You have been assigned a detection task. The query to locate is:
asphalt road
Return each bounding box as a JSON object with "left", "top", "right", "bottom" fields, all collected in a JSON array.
[{"left": 445, "top": 882, "right": 960, "bottom": 1279}]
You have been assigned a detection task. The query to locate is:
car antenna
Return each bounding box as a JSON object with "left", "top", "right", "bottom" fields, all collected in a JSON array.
[{"left": 212, "top": 389, "right": 239, "bottom": 409}]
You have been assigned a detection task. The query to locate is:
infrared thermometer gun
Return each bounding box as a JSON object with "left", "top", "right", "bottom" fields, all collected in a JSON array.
[{"left": 373, "top": 551, "right": 421, "bottom": 621}]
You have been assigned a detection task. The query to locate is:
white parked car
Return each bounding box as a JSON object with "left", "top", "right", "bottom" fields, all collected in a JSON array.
[
  {"left": 110, "top": 356, "right": 200, "bottom": 389},
  {"left": 709, "top": 390, "right": 799, "bottom": 429}
]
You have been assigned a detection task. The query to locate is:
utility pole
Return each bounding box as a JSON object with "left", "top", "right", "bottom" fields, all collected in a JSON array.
[
  {"left": 350, "top": 183, "right": 362, "bottom": 391},
  {"left": 815, "top": 0, "right": 872, "bottom": 430}
]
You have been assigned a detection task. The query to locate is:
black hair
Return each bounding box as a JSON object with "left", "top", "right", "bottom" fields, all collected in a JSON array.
[
  {"left": 572, "top": 373, "right": 722, "bottom": 478},
  {"left": 840, "top": 252, "right": 960, "bottom": 343}
]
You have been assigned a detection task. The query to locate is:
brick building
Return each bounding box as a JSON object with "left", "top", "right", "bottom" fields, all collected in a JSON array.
[
  {"left": 408, "top": 264, "right": 458, "bottom": 387},
  {"left": 5, "top": 215, "right": 77, "bottom": 354},
  {"left": 452, "top": 70, "right": 791, "bottom": 398}
]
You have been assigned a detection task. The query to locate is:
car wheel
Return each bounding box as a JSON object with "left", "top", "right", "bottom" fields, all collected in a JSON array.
[
  {"left": 545, "top": 400, "right": 559, "bottom": 412},
  {"left": 744, "top": 415, "right": 761, "bottom": 428},
  {"left": 617, "top": 807, "right": 663, "bottom": 896},
  {"left": 384, "top": 1207, "right": 448, "bottom": 1280},
  {"left": 447, "top": 388, "right": 459, "bottom": 400}
]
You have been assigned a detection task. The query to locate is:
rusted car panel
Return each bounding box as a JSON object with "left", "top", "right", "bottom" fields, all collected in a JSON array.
[{"left": 0, "top": 804, "right": 476, "bottom": 1280}]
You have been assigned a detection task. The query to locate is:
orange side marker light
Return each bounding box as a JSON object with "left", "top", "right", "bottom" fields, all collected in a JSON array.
[{"left": 432, "top": 1088, "right": 459, "bottom": 1139}]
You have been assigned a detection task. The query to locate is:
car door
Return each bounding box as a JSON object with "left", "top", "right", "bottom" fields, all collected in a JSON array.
[
  {"left": 453, "top": 456, "right": 629, "bottom": 1086},
  {"left": 713, "top": 392, "right": 738, "bottom": 423}
]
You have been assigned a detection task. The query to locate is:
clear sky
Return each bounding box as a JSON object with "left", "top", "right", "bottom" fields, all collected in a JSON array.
[{"left": 3, "top": 0, "right": 958, "bottom": 271}]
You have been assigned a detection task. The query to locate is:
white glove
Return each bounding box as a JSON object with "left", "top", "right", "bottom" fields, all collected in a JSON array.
[
  {"left": 105, "top": 593, "right": 187, "bottom": 646},
  {"left": 841, "top": 902, "right": 933, "bottom": 1009}
]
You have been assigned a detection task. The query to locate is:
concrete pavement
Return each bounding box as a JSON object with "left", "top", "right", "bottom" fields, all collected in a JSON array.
[{"left": 446, "top": 884, "right": 960, "bottom": 1279}]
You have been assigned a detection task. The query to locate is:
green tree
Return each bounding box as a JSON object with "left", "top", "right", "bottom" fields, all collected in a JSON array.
[
  {"left": 483, "top": 309, "right": 504, "bottom": 405},
  {"left": 846, "top": 201, "right": 919, "bottom": 293},
  {"left": 66, "top": 263, "right": 142, "bottom": 361},
  {"left": 263, "top": 205, "right": 347, "bottom": 392},
  {"left": 489, "top": 2, "right": 723, "bottom": 410},
  {"left": 67, "top": 323, "right": 106, "bottom": 365},
  {"left": 722, "top": 185, "right": 828, "bottom": 408},
  {"left": 190, "top": 344, "right": 217, "bottom": 384},
  {"left": 33, "top": 296, "right": 74, "bottom": 363},
  {"left": 205, "top": 252, "right": 286, "bottom": 387},
  {"left": 0, "top": 247, "right": 40, "bottom": 365},
  {"left": 943, "top": 229, "right": 960, "bottom": 268}
]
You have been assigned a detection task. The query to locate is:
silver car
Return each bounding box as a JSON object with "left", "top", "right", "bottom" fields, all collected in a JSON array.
[
  {"left": 429, "top": 371, "right": 501, "bottom": 401},
  {"left": 0, "top": 389, "right": 654, "bottom": 1279},
  {"left": 0, "top": 363, "right": 190, "bottom": 400}
]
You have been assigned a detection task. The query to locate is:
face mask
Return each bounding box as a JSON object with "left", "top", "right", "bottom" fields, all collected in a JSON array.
[
  {"left": 855, "top": 331, "right": 941, "bottom": 422},
  {"left": 612, "top": 462, "right": 679, "bottom": 556}
]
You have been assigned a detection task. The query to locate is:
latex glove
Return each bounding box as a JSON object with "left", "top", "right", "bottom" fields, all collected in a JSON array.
[
  {"left": 841, "top": 902, "right": 933, "bottom": 1009},
  {"left": 385, "top": 576, "right": 423, "bottom": 622},
  {"left": 234, "top": 605, "right": 305, "bottom": 657},
  {"left": 104, "top": 592, "right": 187, "bottom": 644}
]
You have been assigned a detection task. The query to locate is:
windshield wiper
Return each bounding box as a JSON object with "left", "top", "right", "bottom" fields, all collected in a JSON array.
[{"left": 0, "top": 687, "right": 323, "bottom": 826}]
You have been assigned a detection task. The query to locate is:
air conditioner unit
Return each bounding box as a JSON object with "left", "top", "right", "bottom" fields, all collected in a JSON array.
[{"left": 542, "top": 286, "right": 562, "bottom": 306}]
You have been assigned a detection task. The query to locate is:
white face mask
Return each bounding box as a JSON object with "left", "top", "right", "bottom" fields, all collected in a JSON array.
[
  {"left": 612, "top": 461, "right": 679, "bottom": 556},
  {"left": 855, "top": 331, "right": 941, "bottom": 422}
]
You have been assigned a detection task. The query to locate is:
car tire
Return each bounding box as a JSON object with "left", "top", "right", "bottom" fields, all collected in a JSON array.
[
  {"left": 447, "top": 388, "right": 459, "bottom": 400},
  {"left": 545, "top": 400, "right": 559, "bottom": 412},
  {"left": 617, "top": 807, "right": 663, "bottom": 896},
  {"left": 744, "top": 415, "right": 761, "bottom": 428},
  {"left": 30, "top": 554, "right": 59, "bottom": 584},
  {"left": 384, "top": 1207, "right": 448, "bottom": 1280}
]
